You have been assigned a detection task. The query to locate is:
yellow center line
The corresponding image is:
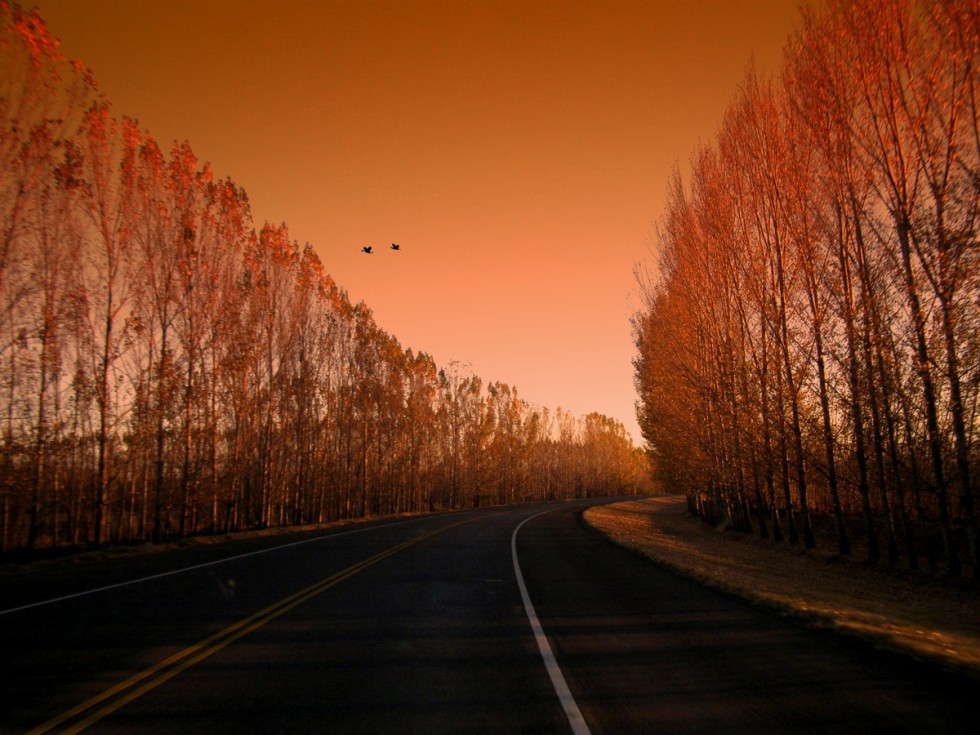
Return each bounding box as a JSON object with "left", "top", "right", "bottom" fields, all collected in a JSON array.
[{"left": 28, "top": 519, "right": 471, "bottom": 735}]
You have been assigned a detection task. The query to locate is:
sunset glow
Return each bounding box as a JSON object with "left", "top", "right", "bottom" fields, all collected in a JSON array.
[
  {"left": 31, "top": 0, "right": 802, "bottom": 441},
  {"left": 3, "top": 3, "right": 978, "bottom": 729}
]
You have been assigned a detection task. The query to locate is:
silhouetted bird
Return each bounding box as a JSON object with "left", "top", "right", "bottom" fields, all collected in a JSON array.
[
  {"left": 361, "top": 246, "right": 373, "bottom": 254},
  {"left": 391, "top": 243, "right": 400, "bottom": 251}
]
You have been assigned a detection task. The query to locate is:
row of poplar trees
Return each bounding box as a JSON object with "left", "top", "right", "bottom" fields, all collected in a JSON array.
[
  {"left": 634, "top": 0, "right": 979, "bottom": 577},
  {"left": 0, "top": 2, "right": 646, "bottom": 553}
]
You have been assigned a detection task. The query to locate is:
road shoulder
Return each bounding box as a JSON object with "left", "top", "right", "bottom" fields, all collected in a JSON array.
[{"left": 583, "top": 496, "right": 980, "bottom": 679}]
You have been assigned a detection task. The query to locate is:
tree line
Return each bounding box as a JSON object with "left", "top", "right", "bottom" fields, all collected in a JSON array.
[
  {"left": 0, "top": 2, "right": 647, "bottom": 554},
  {"left": 634, "top": 0, "right": 978, "bottom": 577}
]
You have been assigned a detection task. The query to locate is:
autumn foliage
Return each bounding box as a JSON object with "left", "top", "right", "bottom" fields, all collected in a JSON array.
[
  {"left": 0, "top": 2, "right": 646, "bottom": 554},
  {"left": 634, "top": 0, "right": 979, "bottom": 577}
]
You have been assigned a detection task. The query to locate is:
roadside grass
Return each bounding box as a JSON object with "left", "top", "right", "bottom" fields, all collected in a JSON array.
[{"left": 583, "top": 496, "right": 980, "bottom": 679}]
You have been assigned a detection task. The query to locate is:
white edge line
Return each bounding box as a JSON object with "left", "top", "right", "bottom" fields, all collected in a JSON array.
[
  {"left": 512, "top": 509, "right": 591, "bottom": 735},
  {"left": 0, "top": 516, "right": 425, "bottom": 616}
]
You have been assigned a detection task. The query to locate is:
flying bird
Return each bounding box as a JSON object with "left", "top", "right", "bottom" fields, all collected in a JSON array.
[
  {"left": 361, "top": 246, "right": 373, "bottom": 254},
  {"left": 391, "top": 243, "right": 400, "bottom": 251}
]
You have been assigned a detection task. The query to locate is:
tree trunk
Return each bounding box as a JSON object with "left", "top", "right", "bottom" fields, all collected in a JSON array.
[{"left": 896, "top": 214, "right": 959, "bottom": 575}]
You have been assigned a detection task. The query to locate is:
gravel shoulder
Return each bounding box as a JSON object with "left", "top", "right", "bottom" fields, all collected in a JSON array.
[{"left": 583, "top": 496, "right": 980, "bottom": 679}]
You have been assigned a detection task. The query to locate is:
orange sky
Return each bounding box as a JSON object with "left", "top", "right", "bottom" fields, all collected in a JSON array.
[{"left": 32, "top": 0, "right": 803, "bottom": 442}]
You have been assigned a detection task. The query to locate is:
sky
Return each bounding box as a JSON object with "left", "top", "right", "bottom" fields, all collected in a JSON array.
[{"left": 31, "top": 0, "right": 804, "bottom": 443}]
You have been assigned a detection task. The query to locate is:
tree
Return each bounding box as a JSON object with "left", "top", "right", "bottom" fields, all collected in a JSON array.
[{"left": 635, "top": 0, "right": 979, "bottom": 578}]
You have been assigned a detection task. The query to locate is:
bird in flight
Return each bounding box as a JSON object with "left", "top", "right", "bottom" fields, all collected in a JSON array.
[
  {"left": 361, "top": 246, "right": 373, "bottom": 254},
  {"left": 391, "top": 243, "right": 401, "bottom": 251}
]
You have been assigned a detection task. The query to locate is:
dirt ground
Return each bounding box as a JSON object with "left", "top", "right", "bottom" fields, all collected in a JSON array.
[{"left": 583, "top": 496, "right": 980, "bottom": 679}]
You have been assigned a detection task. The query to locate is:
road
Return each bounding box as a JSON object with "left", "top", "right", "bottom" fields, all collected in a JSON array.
[{"left": 1, "top": 500, "right": 975, "bottom": 734}]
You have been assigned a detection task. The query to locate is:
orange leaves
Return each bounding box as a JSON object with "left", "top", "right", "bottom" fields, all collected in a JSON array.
[
  {"left": 9, "top": 4, "right": 61, "bottom": 64},
  {"left": 636, "top": 0, "right": 980, "bottom": 571}
]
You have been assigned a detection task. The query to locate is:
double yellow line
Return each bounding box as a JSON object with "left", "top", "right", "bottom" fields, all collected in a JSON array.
[{"left": 29, "top": 520, "right": 469, "bottom": 735}]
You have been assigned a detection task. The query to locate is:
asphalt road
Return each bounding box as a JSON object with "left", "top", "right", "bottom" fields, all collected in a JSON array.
[{"left": 1, "top": 501, "right": 975, "bottom": 734}]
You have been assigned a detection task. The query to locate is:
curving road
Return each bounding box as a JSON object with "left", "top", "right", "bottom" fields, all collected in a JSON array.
[{"left": 1, "top": 501, "right": 974, "bottom": 734}]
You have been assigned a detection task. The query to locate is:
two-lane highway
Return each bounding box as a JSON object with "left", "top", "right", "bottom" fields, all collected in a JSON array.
[{"left": 1, "top": 501, "right": 975, "bottom": 734}]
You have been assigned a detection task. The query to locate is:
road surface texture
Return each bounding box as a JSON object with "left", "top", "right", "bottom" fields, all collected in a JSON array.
[{"left": 1, "top": 501, "right": 975, "bottom": 734}]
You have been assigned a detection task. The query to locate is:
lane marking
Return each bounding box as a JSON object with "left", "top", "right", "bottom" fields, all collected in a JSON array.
[
  {"left": 512, "top": 509, "right": 591, "bottom": 735},
  {"left": 27, "top": 519, "right": 471, "bottom": 735},
  {"left": 1, "top": 516, "right": 428, "bottom": 616}
]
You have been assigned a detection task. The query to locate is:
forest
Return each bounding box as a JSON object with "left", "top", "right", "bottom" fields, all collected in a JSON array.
[
  {"left": 0, "top": 2, "right": 647, "bottom": 554},
  {"left": 634, "top": 0, "right": 979, "bottom": 577}
]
